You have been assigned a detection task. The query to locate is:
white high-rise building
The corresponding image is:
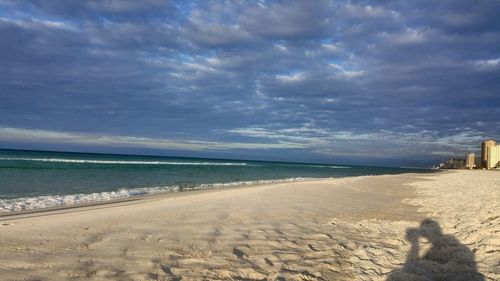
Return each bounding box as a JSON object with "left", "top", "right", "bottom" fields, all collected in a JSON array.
[
  {"left": 486, "top": 145, "right": 500, "bottom": 169},
  {"left": 465, "top": 153, "right": 475, "bottom": 169},
  {"left": 482, "top": 140, "right": 496, "bottom": 168}
]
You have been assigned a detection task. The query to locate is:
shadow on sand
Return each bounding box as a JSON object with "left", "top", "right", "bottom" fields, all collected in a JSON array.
[{"left": 387, "top": 218, "right": 485, "bottom": 281}]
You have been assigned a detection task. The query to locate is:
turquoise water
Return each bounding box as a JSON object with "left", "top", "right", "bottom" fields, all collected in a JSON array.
[{"left": 0, "top": 149, "right": 431, "bottom": 212}]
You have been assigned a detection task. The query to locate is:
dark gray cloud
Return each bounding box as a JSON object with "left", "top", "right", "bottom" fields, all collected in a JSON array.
[
  {"left": 19, "top": 0, "right": 178, "bottom": 22},
  {"left": 0, "top": 0, "right": 499, "bottom": 166}
]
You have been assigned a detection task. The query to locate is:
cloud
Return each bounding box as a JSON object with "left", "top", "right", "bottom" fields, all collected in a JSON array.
[
  {"left": 0, "top": 127, "right": 306, "bottom": 151},
  {"left": 275, "top": 72, "right": 307, "bottom": 83},
  {"left": 238, "top": 1, "right": 336, "bottom": 39},
  {"left": 224, "top": 126, "right": 487, "bottom": 158},
  {"left": 0, "top": 0, "right": 499, "bottom": 165},
  {"left": 472, "top": 58, "right": 500, "bottom": 70},
  {"left": 21, "top": 0, "right": 177, "bottom": 21}
]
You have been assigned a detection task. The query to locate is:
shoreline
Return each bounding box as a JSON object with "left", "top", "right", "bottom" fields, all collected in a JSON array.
[
  {"left": 0, "top": 177, "right": 322, "bottom": 220},
  {"left": 0, "top": 176, "right": 317, "bottom": 215},
  {"left": 0, "top": 172, "right": 434, "bottom": 218},
  {"left": 0, "top": 177, "right": 324, "bottom": 218}
]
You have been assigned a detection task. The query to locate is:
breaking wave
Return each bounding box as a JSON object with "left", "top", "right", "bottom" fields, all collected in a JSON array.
[
  {"left": 0, "top": 177, "right": 314, "bottom": 213},
  {"left": 311, "top": 165, "right": 351, "bottom": 169},
  {"left": 0, "top": 157, "right": 247, "bottom": 166}
]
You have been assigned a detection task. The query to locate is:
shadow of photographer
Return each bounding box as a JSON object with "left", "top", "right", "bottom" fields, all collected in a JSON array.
[{"left": 387, "top": 218, "right": 485, "bottom": 281}]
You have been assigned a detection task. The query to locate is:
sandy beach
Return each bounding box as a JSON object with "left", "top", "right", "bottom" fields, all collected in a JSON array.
[{"left": 0, "top": 171, "right": 498, "bottom": 280}]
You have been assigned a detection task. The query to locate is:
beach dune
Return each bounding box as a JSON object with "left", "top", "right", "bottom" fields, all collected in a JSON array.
[{"left": 0, "top": 171, "right": 498, "bottom": 280}]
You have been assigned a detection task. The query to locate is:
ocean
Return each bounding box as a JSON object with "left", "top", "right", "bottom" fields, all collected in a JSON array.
[{"left": 0, "top": 149, "right": 431, "bottom": 213}]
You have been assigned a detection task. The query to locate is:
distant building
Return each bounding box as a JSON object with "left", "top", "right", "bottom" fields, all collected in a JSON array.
[
  {"left": 465, "top": 153, "right": 475, "bottom": 169},
  {"left": 435, "top": 140, "right": 500, "bottom": 170},
  {"left": 474, "top": 157, "right": 482, "bottom": 169},
  {"left": 486, "top": 145, "right": 500, "bottom": 169},
  {"left": 481, "top": 140, "right": 496, "bottom": 168},
  {"left": 445, "top": 158, "right": 465, "bottom": 169}
]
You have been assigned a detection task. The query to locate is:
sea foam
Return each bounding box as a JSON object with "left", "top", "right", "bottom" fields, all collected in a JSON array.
[
  {"left": 0, "top": 157, "right": 246, "bottom": 166},
  {"left": 0, "top": 177, "right": 313, "bottom": 213}
]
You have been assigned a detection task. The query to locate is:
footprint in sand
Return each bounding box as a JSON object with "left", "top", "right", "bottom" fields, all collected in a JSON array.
[{"left": 232, "top": 247, "right": 247, "bottom": 259}]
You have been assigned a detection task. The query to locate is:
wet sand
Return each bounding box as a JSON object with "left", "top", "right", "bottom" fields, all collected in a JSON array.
[{"left": 0, "top": 171, "right": 498, "bottom": 280}]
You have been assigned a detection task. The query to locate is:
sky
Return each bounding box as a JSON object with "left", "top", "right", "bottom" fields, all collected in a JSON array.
[{"left": 0, "top": 0, "right": 499, "bottom": 166}]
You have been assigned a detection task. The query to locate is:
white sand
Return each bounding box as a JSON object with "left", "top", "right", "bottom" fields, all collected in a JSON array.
[{"left": 0, "top": 171, "right": 498, "bottom": 280}]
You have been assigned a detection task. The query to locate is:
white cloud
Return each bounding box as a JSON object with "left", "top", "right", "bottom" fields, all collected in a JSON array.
[
  {"left": 275, "top": 72, "right": 306, "bottom": 82},
  {"left": 472, "top": 58, "right": 500, "bottom": 70},
  {"left": 0, "top": 16, "right": 78, "bottom": 31},
  {"left": 378, "top": 28, "right": 427, "bottom": 45},
  {"left": 343, "top": 4, "right": 396, "bottom": 19},
  {"left": 328, "top": 63, "right": 364, "bottom": 78},
  {"left": 274, "top": 44, "right": 288, "bottom": 52},
  {"left": 224, "top": 126, "right": 485, "bottom": 158},
  {"left": 0, "top": 127, "right": 305, "bottom": 151},
  {"left": 321, "top": 43, "right": 340, "bottom": 54},
  {"left": 322, "top": 98, "right": 338, "bottom": 103}
]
